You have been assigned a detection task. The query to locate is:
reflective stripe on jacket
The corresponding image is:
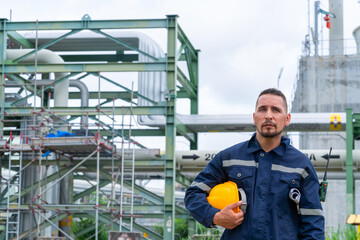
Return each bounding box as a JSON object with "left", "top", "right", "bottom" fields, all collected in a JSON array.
[{"left": 184, "top": 134, "right": 325, "bottom": 240}]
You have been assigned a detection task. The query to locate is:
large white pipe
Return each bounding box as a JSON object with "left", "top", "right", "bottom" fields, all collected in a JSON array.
[
  {"left": 12, "top": 31, "right": 167, "bottom": 126},
  {"left": 176, "top": 149, "right": 360, "bottom": 171},
  {"left": 6, "top": 49, "right": 68, "bottom": 108},
  {"left": 142, "top": 112, "right": 346, "bottom": 132},
  {"left": 69, "top": 80, "right": 88, "bottom": 128},
  {"left": 5, "top": 79, "right": 89, "bottom": 128}
]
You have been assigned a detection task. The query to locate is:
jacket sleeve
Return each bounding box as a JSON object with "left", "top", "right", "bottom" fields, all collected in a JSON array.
[
  {"left": 184, "top": 152, "right": 228, "bottom": 228},
  {"left": 299, "top": 162, "right": 325, "bottom": 240}
]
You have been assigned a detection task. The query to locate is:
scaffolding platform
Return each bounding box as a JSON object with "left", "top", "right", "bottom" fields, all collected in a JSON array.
[
  {"left": 0, "top": 139, "right": 33, "bottom": 152},
  {"left": 31, "top": 136, "right": 116, "bottom": 156}
]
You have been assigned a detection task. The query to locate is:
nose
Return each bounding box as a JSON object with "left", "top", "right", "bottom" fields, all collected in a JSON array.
[{"left": 264, "top": 109, "right": 273, "bottom": 119}]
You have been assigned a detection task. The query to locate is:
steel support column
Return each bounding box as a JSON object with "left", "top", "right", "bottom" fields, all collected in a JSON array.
[
  {"left": 190, "top": 50, "right": 199, "bottom": 150},
  {"left": 0, "top": 18, "right": 7, "bottom": 137},
  {"left": 345, "top": 108, "right": 355, "bottom": 216},
  {"left": 164, "top": 15, "right": 178, "bottom": 240}
]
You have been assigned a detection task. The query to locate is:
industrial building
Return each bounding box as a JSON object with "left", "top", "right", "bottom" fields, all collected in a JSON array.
[
  {"left": 0, "top": 15, "right": 200, "bottom": 239},
  {"left": 291, "top": 0, "right": 360, "bottom": 231}
]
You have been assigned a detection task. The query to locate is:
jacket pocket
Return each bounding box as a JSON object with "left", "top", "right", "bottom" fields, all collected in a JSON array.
[
  {"left": 227, "top": 168, "right": 254, "bottom": 203},
  {"left": 280, "top": 174, "right": 301, "bottom": 188}
]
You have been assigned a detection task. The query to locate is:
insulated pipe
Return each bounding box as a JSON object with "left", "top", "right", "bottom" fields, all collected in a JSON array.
[
  {"left": 4, "top": 79, "right": 89, "bottom": 128},
  {"left": 142, "top": 112, "right": 347, "bottom": 132},
  {"left": 177, "top": 149, "right": 360, "bottom": 171},
  {"left": 136, "top": 32, "right": 166, "bottom": 125},
  {"left": 69, "top": 80, "right": 89, "bottom": 128},
  {"left": 6, "top": 49, "right": 68, "bottom": 108},
  {"left": 9, "top": 31, "right": 167, "bottom": 126}
]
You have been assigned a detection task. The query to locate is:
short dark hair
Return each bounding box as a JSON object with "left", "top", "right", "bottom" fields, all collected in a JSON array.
[{"left": 256, "top": 88, "right": 288, "bottom": 113}]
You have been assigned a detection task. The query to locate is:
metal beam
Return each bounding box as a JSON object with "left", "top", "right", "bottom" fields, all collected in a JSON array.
[
  {"left": 6, "top": 73, "right": 35, "bottom": 92},
  {"left": 176, "top": 171, "right": 193, "bottom": 188},
  {"left": 12, "top": 30, "right": 81, "bottom": 63},
  {"left": 92, "top": 29, "right": 159, "bottom": 61},
  {"left": 177, "top": 67, "right": 197, "bottom": 99},
  {"left": 164, "top": 14, "right": 178, "bottom": 240},
  {"left": 94, "top": 167, "right": 163, "bottom": 205},
  {"left": 3, "top": 106, "right": 166, "bottom": 116},
  {"left": 1, "top": 62, "right": 167, "bottom": 73},
  {"left": 0, "top": 168, "right": 68, "bottom": 204},
  {"left": 15, "top": 213, "right": 68, "bottom": 240},
  {"left": 69, "top": 91, "right": 134, "bottom": 100},
  {"left": 2, "top": 204, "right": 165, "bottom": 212},
  {"left": 100, "top": 129, "right": 165, "bottom": 137},
  {"left": 61, "top": 53, "right": 138, "bottom": 62},
  {"left": 10, "top": 72, "right": 78, "bottom": 106},
  {"left": 92, "top": 212, "right": 164, "bottom": 240},
  {"left": 91, "top": 73, "right": 157, "bottom": 104},
  {"left": 92, "top": 168, "right": 187, "bottom": 215},
  {"left": 1, "top": 18, "right": 168, "bottom": 31},
  {"left": 0, "top": 19, "right": 6, "bottom": 137},
  {"left": 69, "top": 90, "right": 190, "bottom": 99},
  {"left": 73, "top": 180, "right": 111, "bottom": 201},
  {"left": 7, "top": 31, "right": 34, "bottom": 48},
  {"left": 346, "top": 108, "right": 355, "bottom": 216},
  {"left": 184, "top": 47, "right": 199, "bottom": 88},
  {"left": 176, "top": 120, "right": 196, "bottom": 144},
  {"left": 177, "top": 25, "right": 197, "bottom": 61}
]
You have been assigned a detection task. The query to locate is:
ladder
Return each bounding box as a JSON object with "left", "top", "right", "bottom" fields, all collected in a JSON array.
[
  {"left": 118, "top": 113, "right": 136, "bottom": 232},
  {"left": 6, "top": 133, "right": 23, "bottom": 240}
]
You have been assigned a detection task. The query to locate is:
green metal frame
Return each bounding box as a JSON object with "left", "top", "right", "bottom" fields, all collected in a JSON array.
[
  {"left": 0, "top": 15, "right": 199, "bottom": 239},
  {"left": 345, "top": 109, "right": 359, "bottom": 218}
]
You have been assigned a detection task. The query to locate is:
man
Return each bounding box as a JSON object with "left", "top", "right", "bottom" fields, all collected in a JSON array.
[{"left": 184, "top": 88, "right": 324, "bottom": 239}]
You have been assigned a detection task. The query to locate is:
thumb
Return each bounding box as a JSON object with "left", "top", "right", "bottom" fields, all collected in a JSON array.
[{"left": 226, "top": 201, "right": 242, "bottom": 210}]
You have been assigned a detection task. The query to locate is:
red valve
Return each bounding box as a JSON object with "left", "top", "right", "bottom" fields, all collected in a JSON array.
[{"left": 324, "top": 14, "right": 331, "bottom": 29}]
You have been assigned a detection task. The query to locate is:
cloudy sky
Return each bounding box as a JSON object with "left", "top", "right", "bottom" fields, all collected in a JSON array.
[{"left": 2, "top": 0, "right": 360, "bottom": 149}]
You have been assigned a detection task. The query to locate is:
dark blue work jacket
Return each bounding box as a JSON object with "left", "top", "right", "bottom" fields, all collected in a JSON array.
[{"left": 185, "top": 134, "right": 325, "bottom": 240}]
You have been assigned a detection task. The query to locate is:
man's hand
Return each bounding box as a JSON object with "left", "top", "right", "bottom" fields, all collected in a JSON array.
[{"left": 212, "top": 201, "right": 244, "bottom": 229}]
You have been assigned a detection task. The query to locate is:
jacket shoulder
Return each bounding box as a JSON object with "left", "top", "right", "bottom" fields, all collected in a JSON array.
[{"left": 220, "top": 141, "right": 249, "bottom": 158}]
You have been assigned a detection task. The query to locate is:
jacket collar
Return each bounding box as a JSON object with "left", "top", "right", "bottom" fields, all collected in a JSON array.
[{"left": 246, "top": 133, "right": 289, "bottom": 156}]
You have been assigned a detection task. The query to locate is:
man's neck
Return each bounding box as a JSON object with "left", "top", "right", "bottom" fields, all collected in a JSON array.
[{"left": 256, "top": 134, "right": 282, "bottom": 152}]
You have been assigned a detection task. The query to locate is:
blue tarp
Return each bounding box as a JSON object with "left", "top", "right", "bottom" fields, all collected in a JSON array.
[
  {"left": 41, "top": 150, "right": 51, "bottom": 157},
  {"left": 46, "top": 130, "right": 75, "bottom": 138}
]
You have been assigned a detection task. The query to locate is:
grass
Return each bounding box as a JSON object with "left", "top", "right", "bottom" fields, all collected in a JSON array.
[{"left": 326, "top": 225, "right": 360, "bottom": 240}]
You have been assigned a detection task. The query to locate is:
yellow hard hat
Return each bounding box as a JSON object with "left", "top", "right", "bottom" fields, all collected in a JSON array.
[{"left": 207, "top": 181, "right": 240, "bottom": 213}]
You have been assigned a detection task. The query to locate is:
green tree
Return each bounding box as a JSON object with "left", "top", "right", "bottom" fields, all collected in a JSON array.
[{"left": 72, "top": 217, "right": 108, "bottom": 240}]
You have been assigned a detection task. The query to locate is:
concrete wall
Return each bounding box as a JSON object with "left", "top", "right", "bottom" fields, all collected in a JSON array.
[
  {"left": 322, "top": 179, "right": 360, "bottom": 231},
  {"left": 292, "top": 55, "right": 360, "bottom": 230}
]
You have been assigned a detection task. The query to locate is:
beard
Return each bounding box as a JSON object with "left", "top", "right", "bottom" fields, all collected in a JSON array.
[{"left": 257, "top": 122, "right": 283, "bottom": 138}]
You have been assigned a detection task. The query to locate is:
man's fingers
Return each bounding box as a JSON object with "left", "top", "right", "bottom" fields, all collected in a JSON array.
[{"left": 225, "top": 201, "right": 242, "bottom": 211}]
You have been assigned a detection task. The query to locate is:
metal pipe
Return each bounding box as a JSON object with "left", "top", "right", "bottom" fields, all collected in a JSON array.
[
  {"left": 6, "top": 49, "right": 68, "bottom": 109},
  {"left": 4, "top": 79, "right": 89, "bottom": 128},
  {"left": 69, "top": 80, "right": 89, "bottom": 128},
  {"left": 139, "top": 112, "right": 347, "bottom": 132},
  {"left": 314, "top": 1, "right": 320, "bottom": 56}
]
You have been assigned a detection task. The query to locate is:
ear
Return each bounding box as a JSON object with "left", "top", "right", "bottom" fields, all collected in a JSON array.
[
  {"left": 285, "top": 113, "right": 291, "bottom": 127},
  {"left": 253, "top": 112, "right": 256, "bottom": 125}
]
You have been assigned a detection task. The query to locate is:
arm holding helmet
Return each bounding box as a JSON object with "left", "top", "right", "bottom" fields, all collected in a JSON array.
[
  {"left": 185, "top": 151, "right": 244, "bottom": 229},
  {"left": 213, "top": 201, "right": 244, "bottom": 229}
]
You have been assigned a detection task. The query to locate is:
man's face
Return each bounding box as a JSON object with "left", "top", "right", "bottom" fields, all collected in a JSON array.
[{"left": 253, "top": 94, "right": 291, "bottom": 138}]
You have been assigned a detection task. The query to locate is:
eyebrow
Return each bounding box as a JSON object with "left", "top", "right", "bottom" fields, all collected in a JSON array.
[{"left": 257, "top": 105, "right": 283, "bottom": 111}]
